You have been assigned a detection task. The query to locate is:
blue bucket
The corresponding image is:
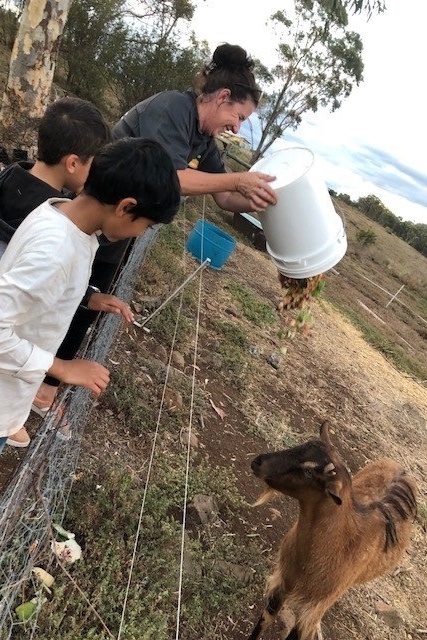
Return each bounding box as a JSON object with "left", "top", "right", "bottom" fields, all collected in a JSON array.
[{"left": 186, "top": 219, "right": 237, "bottom": 270}]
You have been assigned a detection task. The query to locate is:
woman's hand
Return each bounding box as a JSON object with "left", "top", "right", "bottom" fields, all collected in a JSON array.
[{"left": 235, "top": 171, "right": 277, "bottom": 212}]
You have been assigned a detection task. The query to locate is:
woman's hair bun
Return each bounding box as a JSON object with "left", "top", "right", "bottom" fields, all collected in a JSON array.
[
  {"left": 211, "top": 43, "right": 254, "bottom": 73},
  {"left": 195, "top": 41, "right": 259, "bottom": 103}
]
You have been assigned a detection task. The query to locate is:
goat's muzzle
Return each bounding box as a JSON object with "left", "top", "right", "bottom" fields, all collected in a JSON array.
[{"left": 251, "top": 455, "right": 264, "bottom": 478}]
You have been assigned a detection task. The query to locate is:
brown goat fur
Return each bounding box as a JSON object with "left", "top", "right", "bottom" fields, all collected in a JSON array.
[{"left": 248, "top": 421, "right": 418, "bottom": 640}]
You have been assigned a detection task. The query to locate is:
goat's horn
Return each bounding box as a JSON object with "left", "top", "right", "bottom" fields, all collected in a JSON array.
[
  {"left": 323, "top": 462, "right": 336, "bottom": 474},
  {"left": 252, "top": 488, "right": 277, "bottom": 507},
  {"left": 320, "top": 421, "right": 333, "bottom": 446}
]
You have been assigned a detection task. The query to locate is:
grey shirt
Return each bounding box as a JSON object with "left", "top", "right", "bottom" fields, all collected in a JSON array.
[
  {"left": 98, "top": 90, "right": 226, "bottom": 264},
  {"left": 112, "top": 90, "right": 225, "bottom": 173}
]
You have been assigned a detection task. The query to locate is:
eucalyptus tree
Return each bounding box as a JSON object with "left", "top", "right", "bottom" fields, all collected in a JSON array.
[
  {"left": 0, "top": 0, "right": 73, "bottom": 152},
  {"left": 110, "top": 0, "right": 204, "bottom": 113},
  {"left": 356, "top": 194, "right": 427, "bottom": 257},
  {"left": 59, "top": 0, "right": 200, "bottom": 115},
  {"left": 339, "top": 0, "right": 385, "bottom": 16},
  {"left": 111, "top": 33, "right": 209, "bottom": 114},
  {"left": 59, "top": 0, "right": 129, "bottom": 106},
  {"left": 253, "top": 0, "right": 364, "bottom": 160}
]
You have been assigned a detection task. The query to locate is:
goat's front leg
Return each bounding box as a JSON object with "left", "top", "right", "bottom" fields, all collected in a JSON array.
[
  {"left": 286, "top": 614, "right": 324, "bottom": 640},
  {"left": 248, "top": 591, "right": 284, "bottom": 640},
  {"left": 284, "top": 623, "right": 322, "bottom": 640}
]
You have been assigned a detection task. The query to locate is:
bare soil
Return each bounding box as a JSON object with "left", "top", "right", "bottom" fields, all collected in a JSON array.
[
  {"left": 1, "top": 200, "right": 426, "bottom": 640},
  {"left": 168, "top": 235, "right": 427, "bottom": 640}
]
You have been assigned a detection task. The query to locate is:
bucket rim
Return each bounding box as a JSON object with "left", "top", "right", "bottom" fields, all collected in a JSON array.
[
  {"left": 267, "top": 234, "right": 348, "bottom": 278},
  {"left": 265, "top": 221, "right": 346, "bottom": 264},
  {"left": 193, "top": 219, "right": 236, "bottom": 242},
  {"left": 250, "top": 146, "right": 315, "bottom": 189}
]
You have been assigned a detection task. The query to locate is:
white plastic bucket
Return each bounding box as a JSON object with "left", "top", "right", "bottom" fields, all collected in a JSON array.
[{"left": 251, "top": 147, "right": 347, "bottom": 278}]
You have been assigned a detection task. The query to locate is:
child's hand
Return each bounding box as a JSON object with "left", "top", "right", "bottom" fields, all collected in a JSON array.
[
  {"left": 49, "top": 358, "right": 110, "bottom": 397},
  {"left": 88, "top": 292, "right": 134, "bottom": 322}
]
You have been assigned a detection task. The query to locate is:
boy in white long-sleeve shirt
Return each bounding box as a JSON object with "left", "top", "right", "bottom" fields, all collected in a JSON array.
[{"left": 0, "top": 137, "right": 181, "bottom": 453}]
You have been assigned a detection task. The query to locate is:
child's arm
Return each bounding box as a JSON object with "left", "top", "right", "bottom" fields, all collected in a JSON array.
[
  {"left": 86, "top": 292, "right": 135, "bottom": 322},
  {"left": 47, "top": 358, "right": 110, "bottom": 397},
  {"left": 0, "top": 300, "right": 54, "bottom": 382},
  {"left": 0, "top": 324, "right": 54, "bottom": 382}
]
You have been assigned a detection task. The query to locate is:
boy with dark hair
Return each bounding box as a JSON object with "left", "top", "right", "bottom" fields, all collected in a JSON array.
[
  {"left": 36, "top": 97, "right": 111, "bottom": 167},
  {"left": 0, "top": 137, "right": 181, "bottom": 454},
  {"left": 0, "top": 96, "right": 111, "bottom": 256},
  {"left": 0, "top": 97, "right": 137, "bottom": 438}
]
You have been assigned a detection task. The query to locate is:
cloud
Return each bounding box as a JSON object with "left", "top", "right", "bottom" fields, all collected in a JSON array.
[
  {"left": 194, "top": 0, "right": 427, "bottom": 224},
  {"left": 240, "top": 114, "right": 427, "bottom": 224},
  {"left": 336, "top": 145, "right": 427, "bottom": 210}
]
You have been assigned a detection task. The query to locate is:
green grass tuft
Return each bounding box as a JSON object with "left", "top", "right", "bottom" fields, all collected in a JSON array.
[{"left": 226, "top": 281, "right": 276, "bottom": 327}]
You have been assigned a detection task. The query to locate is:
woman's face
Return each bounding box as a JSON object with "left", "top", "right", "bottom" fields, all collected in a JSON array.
[{"left": 202, "top": 89, "right": 256, "bottom": 137}]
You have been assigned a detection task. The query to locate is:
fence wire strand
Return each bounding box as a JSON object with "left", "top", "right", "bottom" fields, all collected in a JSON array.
[{"left": 0, "top": 227, "right": 159, "bottom": 639}]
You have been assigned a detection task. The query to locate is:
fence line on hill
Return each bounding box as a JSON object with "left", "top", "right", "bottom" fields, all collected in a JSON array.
[
  {"left": 0, "top": 227, "right": 160, "bottom": 639},
  {"left": 355, "top": 270, "right": 427, "bottom": 326}
]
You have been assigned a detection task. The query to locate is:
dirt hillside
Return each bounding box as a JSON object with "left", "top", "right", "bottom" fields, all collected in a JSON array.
[
  {"left": 88, "top": 207, "right": 427, "bottom": 639},
  {"left": 1, "top": 198, "right": 426, "bottom": 640}
]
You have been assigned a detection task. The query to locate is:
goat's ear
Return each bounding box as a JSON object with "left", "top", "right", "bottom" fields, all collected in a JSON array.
[{"left": 326, "top": 478, "right": 343, "bottom": 505}]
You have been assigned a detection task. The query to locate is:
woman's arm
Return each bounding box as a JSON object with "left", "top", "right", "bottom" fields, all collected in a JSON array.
[{"left": 177, "top": 167, "right": 277, "bottom": 213}]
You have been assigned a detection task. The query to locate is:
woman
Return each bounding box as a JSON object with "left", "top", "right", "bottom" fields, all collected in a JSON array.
[
  {"left": 112, "top": 42, "right": 277, "bottom": 213},
  {"left": 35, "top": 43, "right": 277, "bottom": 412}
]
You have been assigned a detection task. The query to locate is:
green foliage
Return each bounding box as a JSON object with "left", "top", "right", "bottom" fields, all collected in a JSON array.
[
  {"left": 341, "top": 0, "right": 386, "bottom": 16},
  {"left": 356, "top": 227, "right": 377, "bottom": 246},
  {"left": 155, "top": 220, "right": 187, "bottom": 258},
  {"left": 0, "top": 4, "right": 18, "bottom": 48},
  {"left": 336, "top": 192, "right": 356, "bottom": 206},
  {"left": 319, "top": 0, "right": 386, "bottom": 19},
  {"left": 58, "top": 0, "right": 205, "bottom": 115},
  {"left": 213, "top": 319, "right": 248, "bottom": 349},
  {"left": 134, "top": 221, "right": 199, "bottom": 348},
  {"left": 59, "top": 0, "right": 129, "bottom": 107},
  {"left": 148, "top": 300, "right": 194, "bottom": 349},
  {"left": 254, "top": 0, "right": 364, "bottom": 158},
  {"left": 30, "top": 456, "right": 260, "bottom": 639},
  {"left": 356, "top": 194, "right": 427, "bottom": 258},
  {"left": 225, "top": 281, "right": 276, "bottom": 327},
  {"left": 153, "top": 452, "right": 245, "bottom": 510},
  {"left": 212, "top": 319, "right": 248, "bottom": 380},
  {"left": 112, "top": 33, "right": 209, "bottom": 114},
  {"left": 103, "top": 367, "right": 154, "bottom": 435}
]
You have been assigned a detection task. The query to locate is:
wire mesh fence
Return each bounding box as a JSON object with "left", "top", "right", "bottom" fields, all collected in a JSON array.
[{"left": 0, "top": 227, "right": 159, "bottom": 639}]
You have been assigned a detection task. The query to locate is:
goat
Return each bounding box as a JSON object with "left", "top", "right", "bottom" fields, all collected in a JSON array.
[{"left": 248, "top": 421, "right": 418, "bottom": 640}]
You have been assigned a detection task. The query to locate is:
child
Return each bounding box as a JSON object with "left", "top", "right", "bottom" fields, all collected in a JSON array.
[
  {"left": 34, "top": 44, "right": 276, "bottom": 415},
  {"left": 0, "top": 97, "right": 136, "bottom": 432},
  {"left": 0, "top": 96, "right": 111, "bottom": 257},
  {"left": 0, "top": 137, "right": 181, "bottom": 454}
]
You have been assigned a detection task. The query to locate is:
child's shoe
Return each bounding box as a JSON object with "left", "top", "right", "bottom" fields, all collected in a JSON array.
[
  {"left": 31, "top": 385, "right": 58, "bottom": 417},
  {"left": 6, "top": 427, "right": 30, "bottom": 448}
]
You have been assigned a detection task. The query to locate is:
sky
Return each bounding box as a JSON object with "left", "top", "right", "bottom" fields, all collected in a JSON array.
[{"left": 191, "top": 0, "right": 427, "bottom": 225}]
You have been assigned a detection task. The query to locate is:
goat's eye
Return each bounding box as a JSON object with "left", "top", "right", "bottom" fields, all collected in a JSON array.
[{"left": 303, "top": 467, "right": 316, "bottom": 477}]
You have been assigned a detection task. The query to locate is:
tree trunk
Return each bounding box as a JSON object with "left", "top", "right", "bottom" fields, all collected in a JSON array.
[{"left": 0, "top": 0, "right": 73, "bottom": 157}]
